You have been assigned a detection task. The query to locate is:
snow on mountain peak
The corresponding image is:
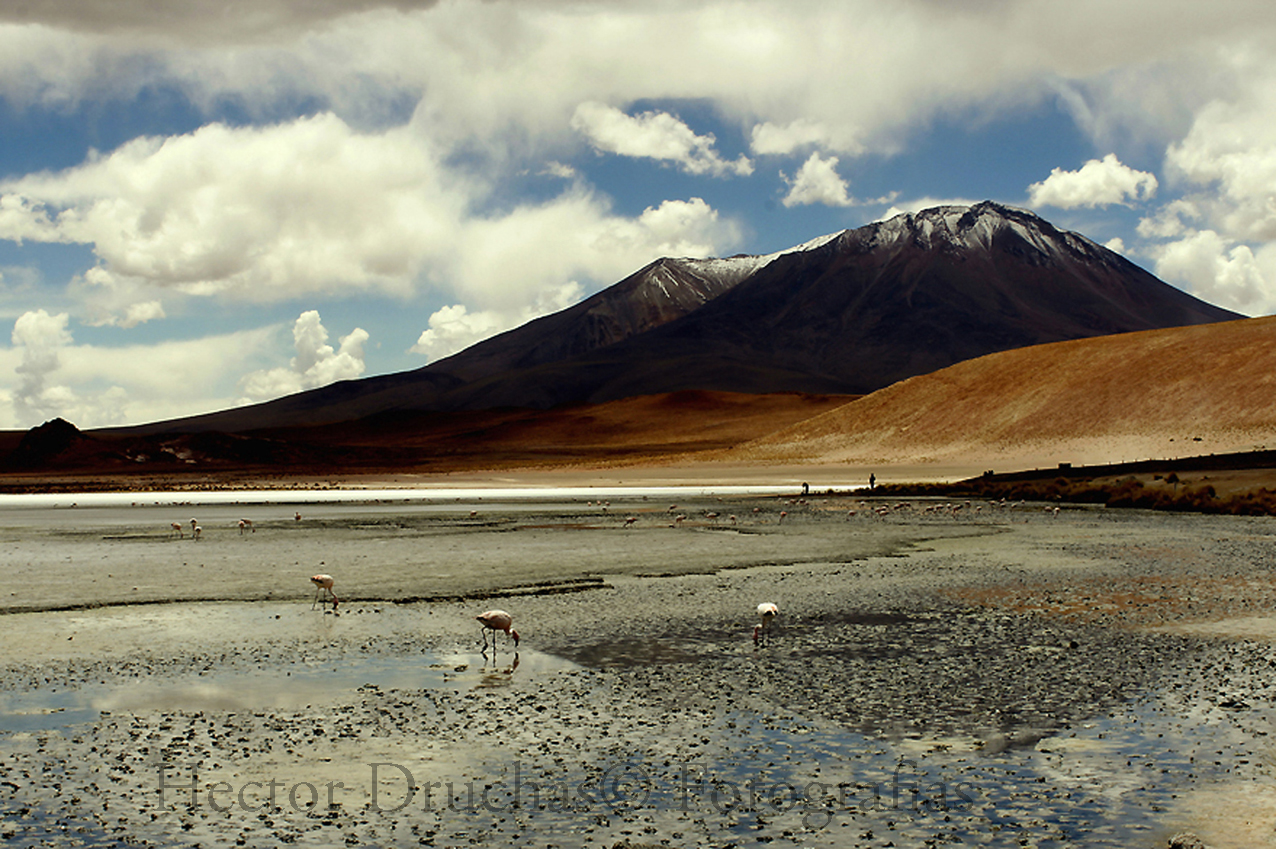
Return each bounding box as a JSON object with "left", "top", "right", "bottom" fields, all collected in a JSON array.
[
  {"left": 658, "top": 201, "right": 1115, "bottom": 301},
  {"left": 848, "top": 201, "right": 1109, "bottom": 264}
]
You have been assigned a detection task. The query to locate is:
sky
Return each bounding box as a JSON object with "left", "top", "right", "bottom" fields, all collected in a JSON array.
[{"left": 0, "top": 0, "right": 1274, "bottom": 430}]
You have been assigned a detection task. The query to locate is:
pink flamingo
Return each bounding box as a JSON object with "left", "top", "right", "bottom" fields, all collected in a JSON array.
[
  {"left": 170, "top": 522, "right": 184, "bottom": 538},
  {"left": 754, "top": 602, "right": 779, "bottom": 644},
  {"left": 477, "top": 609, "right": 519, "bottom": 652},
  {"left": 310, "top": 574, "right": 338, "bottom": 610}
]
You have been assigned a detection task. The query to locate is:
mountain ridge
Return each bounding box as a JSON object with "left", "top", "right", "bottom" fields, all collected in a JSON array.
[{"left": 114, "top": 201, "right": 1239, "bottom": 435}]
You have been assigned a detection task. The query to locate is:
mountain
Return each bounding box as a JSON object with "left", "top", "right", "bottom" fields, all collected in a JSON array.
[
  {"left": 730, "top": 314, "right": 1276, "bottom": 470},
  {"left": 120, "top": 251, "right": 781, "bottom": 434},
  {"left": 122, "top": 201, "right": 1238, "bottom": 434}
]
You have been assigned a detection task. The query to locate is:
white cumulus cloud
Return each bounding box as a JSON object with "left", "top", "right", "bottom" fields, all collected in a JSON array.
[
  {"left": 410, "top": 304, "right": 510, "bottom": 364},
  {"left": 10, "top": 309, "right": 74, "bottom": 426},
  {"left": 1163, "top": 67, "right": 1276, "bottom": 243},
  {"left": 1027, "top": 153, "right": 1158, "bottom": 209},
  {"left": 0, "top": 112, "right": 746, "bottom": 322},
  {"left": 239, "top": 310, "right": 369, "bottom": 402},
  {"left": 749, "top": 119, "right": 841, "bottom": 156},
  {"left": 572, "top": 101, "right": 752, "bottom": 177},
  {"left": 4, "top": 309, "right": 300, "bottom": 429},
  {"left": 411, "top": 283, "right": 584, "bottom": 363},
  {"left": 448, "top": 193, "right": 740, "bottom": 310},
  {"left": 781, "top": 153, "right": 853, "bottom": 208},
  {"left": 0, "top": 114, "right": 462, "bottom": 302},
  {"left": 1150, "top": 229, "right": 1272, "bottom": 314}
]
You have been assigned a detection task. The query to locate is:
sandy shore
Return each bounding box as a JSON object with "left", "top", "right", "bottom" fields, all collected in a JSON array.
[{"left": 1, "top": 492, "right": 1275, "bottom": 848}]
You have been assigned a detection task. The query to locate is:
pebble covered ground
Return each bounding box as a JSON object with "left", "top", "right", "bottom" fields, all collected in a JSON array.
[{"left": 0, "top": 495, "right": 1274, "bottom": 848}]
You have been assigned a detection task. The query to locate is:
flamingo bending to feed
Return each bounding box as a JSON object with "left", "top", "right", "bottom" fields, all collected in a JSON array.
[
  {"left": 754, "top": 602, "right": 779, "bottom": 644},
  {"left": 477, "top": 609, "right": 519, "bottom": 652},
  {"left": 170, "top": 522, "right": 184, "bottom": 538},
  {"left": 310, "top": 574, "right": 339, "bottom": 610}
]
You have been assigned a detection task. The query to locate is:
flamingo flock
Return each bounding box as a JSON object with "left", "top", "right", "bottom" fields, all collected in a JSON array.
[
  {"left": 169, "top": 516, "right": 264, "bottom": 540},
  {"left": 158, "top": 495, "right": 1072, "bottom": 661}
]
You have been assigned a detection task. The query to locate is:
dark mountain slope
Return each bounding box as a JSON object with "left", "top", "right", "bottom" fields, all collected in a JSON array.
[{"left": 120, "top": 254, "right": 768, "bottom": 433}]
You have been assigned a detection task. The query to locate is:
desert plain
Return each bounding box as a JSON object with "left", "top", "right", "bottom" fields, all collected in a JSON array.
[{"left": 0, "top": 472, "right": 1273, "bottom": 849}]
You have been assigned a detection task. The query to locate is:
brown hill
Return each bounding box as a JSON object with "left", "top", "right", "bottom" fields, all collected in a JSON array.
[
  {"left": 0, "top": 391, "right": 853, "bottom": 491},
  {"left": 728, "top": 315, "right": 1276, "bottom": 471}
]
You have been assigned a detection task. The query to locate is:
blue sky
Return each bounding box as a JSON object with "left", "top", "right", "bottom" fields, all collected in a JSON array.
[{"left": 0, "top": 0, "right": 1273, "bottom": 429}]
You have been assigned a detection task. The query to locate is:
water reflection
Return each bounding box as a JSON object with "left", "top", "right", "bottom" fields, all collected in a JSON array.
[
  {"left": 0, "top": 648, "right": 573, "bottom": 731},
  {"left": 476, "top": 651, "right": 520, "bottom": 688}
]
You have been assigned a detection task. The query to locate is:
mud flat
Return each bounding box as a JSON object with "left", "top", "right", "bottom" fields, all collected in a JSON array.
[{"left": 0, "top": 493, "right": 1274, "bottom": 848}]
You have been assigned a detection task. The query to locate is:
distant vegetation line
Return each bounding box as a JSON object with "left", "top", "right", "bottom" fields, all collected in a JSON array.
[{"left": 862, "top": 449, "right": 1276, "bottom": 517}]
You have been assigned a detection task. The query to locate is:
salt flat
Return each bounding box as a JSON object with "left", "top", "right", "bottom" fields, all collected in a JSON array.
[{"left": 1, "top": 493, "right": 1274, "bottom": 848}]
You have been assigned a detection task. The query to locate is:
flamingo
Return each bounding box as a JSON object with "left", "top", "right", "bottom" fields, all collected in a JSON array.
[
  {"left": 310, "top": 574, "right": 338, "bottom": 610},
  {"left": 239, "top": 518, "right": 254, "bottom": 534},
  {"left": 189, "top": 518, "right": 197, "bottom": 535},
  {"left": 192, "top": 525, "right": 202, "bottom": 541},
  {"left": 477, "top": 609, "right": 519, "bottom": 652},
  {"left": 754, "top": 602, "right": 779, "bottom": 644},
  {"left": 623, "top": 516, "right": 637, "bottom": 528},
  {"left": 170, "top": 522, "right": 184, "bottom": 538}
]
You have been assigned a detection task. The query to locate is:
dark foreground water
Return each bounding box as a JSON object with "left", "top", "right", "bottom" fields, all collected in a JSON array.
[{"left": 2, "top": 618, "right": 1272, "bottom": 848}]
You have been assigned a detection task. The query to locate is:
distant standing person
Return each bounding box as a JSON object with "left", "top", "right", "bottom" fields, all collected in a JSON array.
[
  {"left": 869, "top": 473, "right": 876, "bottom": 490},
  {"left": 802, "top": 482, "right": 809, "bottom": 495}
]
